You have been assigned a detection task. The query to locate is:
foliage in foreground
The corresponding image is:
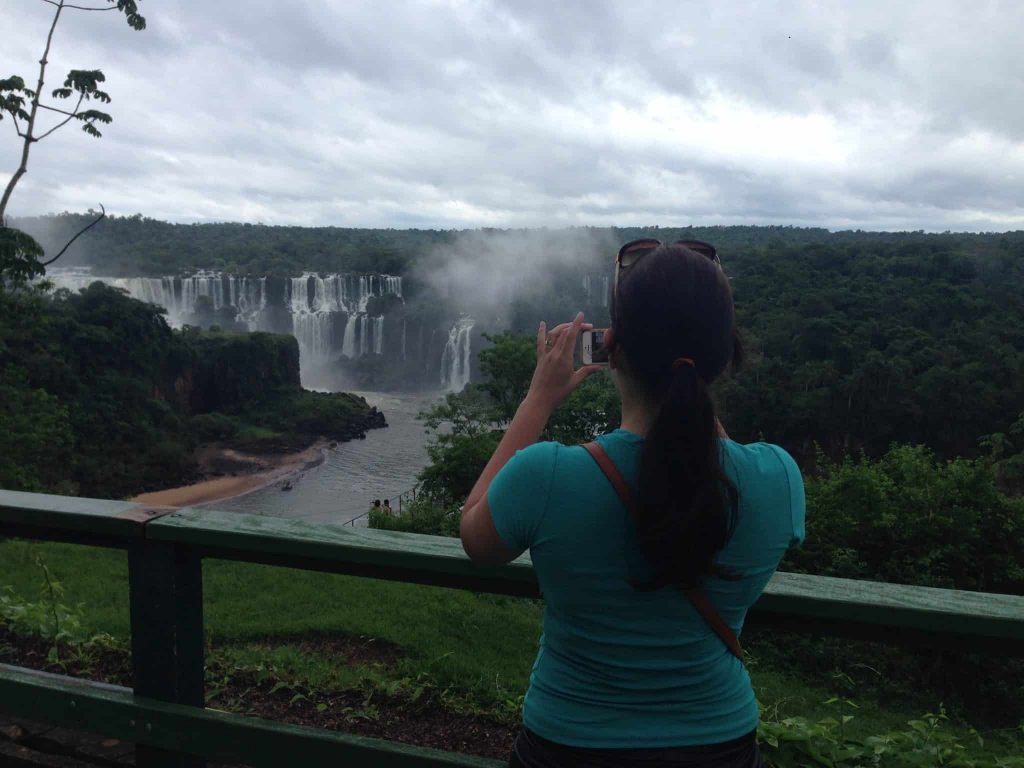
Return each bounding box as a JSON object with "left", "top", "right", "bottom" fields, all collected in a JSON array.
[{"left": 759, "top": 707, "right": 1024, "bottom": 768}]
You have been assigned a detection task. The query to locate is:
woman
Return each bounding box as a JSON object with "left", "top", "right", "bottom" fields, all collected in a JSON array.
[{"left": 460, "top": 241, "right": 805, "bottom": 768}]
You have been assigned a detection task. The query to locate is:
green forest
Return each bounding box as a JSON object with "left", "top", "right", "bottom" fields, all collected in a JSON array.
[{"left": 11, "top": 214, "right": 1024, "bottom": 472}]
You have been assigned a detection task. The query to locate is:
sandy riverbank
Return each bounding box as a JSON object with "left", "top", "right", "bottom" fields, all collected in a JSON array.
[{"left": 131, "top": 441, "right": 329, "bottom": 508}]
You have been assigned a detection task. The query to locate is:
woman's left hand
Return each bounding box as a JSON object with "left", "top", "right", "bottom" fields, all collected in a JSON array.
[{"left": 526, "top": 312, "right": 604, "bottom": 413}]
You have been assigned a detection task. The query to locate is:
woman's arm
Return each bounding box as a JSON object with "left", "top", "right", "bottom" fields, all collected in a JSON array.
[{"left": 460, "top": 312, "right": 601, "bottom": 564}]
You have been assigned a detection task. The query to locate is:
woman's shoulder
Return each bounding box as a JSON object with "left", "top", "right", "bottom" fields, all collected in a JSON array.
[
  {"left": 503, "top": 441, "right": 563, "bottom": 478},
  {"left": 722, "top": 440, "right": 803, "bottom": 494},
  {"left": 723, "top": 440, "right": 806, "bottom": 544}
]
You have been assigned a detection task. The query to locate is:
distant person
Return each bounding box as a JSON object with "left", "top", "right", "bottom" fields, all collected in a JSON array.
[
  {"left": 459, "top": 242, "right": 805, "bottom": 768},
  {"left": 369, "top": 499, "right": 381, "bottom": 515},
  {"left": 383, "top": 499, "right": 392, "bottom": 514}
]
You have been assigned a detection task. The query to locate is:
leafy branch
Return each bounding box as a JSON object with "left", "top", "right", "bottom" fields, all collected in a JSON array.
[{"left": 0, "top": 0, "right": 145, "bottom": 242}]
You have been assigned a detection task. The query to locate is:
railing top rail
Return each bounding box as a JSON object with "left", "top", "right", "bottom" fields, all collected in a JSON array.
[
  {"left": 148, "top": 507, "right": 538, "bottom": 594},
  {"left": 0, "top": 489, "right": 174, "bottom": 543},
  {"left": 3, "top": 490, "right": 1024, "bottom": 651},
  {"left": 150, "top": 508, "right": 1024, "bottom": 650}
]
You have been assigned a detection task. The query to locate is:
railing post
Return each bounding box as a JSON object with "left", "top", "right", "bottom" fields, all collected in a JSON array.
[{"left": 128, "top": 539, "right": 205, "bottom": 768}]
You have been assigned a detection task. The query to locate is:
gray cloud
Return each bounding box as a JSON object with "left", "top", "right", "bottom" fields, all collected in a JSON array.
[{"left": 1, "top": 0, "right": 1023, "bottom": 231}]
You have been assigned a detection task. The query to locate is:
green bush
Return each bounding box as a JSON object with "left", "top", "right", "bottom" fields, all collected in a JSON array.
[
  {"left": 759, "top": 705, "right": 1024, "bottom": 767},
  {"left": 791, "top": 444, "right": 1024, "bottom": 595},
  {"left": 189, "top": 412, "right": 240, "bottom": 441}
]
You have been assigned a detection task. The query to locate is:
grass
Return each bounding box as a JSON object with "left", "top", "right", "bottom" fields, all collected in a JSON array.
[{"left": 3, "top": 539, "right": 1022, "bottom": 758}]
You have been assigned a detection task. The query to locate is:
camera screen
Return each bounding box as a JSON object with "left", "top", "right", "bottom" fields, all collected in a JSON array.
[{"left": 590, "top": 330, "right": 609, "bottom": 363}]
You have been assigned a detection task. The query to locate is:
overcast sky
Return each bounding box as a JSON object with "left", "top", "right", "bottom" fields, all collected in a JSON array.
[{"left": 1, "top": 0, "right": 1022, "bottom": 231}]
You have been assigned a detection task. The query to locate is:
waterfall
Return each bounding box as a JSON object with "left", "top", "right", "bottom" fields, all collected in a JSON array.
[
  {"left": 357, "top": 276, "right": 370, "bottom": 312},
  {"left": 358, "top": 314, "right": 371, "bottom": 357},
  {"left": 292, "top": 311, "right": 334, "bottom": 366},
  {"left": 235, "top": 277, "right": 267, "bottom": 328},
  {"left": 440, "top": 317, "right": 474, "bottom": 392},
  {"left": 373, "top": 316, "right": 384, "bottom": 355},
  {"left": 46, "top": 270, "right": 183, "bottom": 323},
  {"left": 45, "top": 269, "right": 404, "bottom": 374},
  {"left": 340, "top": 313, "right": 356, "bottom": 358},
  {"left": 180, "top": 271, "right": 231, "bottom": 316},
  {"left": 288, "top": 276, "right": 311, "bottom": 313}
]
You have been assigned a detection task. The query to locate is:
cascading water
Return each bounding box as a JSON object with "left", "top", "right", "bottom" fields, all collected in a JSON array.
[
  {"left": 234, "top": 277, "right": 267, "bottom": 327},
  {"left": 44, "top": 269, "right": 420, "bottom": 383},
  {"left": 359, "top": 316, "right": 368, "bottom": 357},
  {"left": 341, "top": 313, "right": 358, "bottom": 358},
  {"left": 292, "top": 312, "right": 335, "bottom": 366},
  {"left": 440, "top": 317, "right": 474, "bottom": 392},
  {"left": 373, "top": 316, "right": 384, "bottom": 355},
  {"left": 47, "top": 270, "right": 182, "bottom": 322}
]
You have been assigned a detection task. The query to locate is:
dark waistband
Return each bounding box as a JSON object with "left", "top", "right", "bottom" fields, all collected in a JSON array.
[{"left": 513, "top": 726, "right": 761, "bottom": 768}]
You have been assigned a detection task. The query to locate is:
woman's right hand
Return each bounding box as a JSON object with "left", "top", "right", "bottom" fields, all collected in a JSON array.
[{"left": 525, "top": 312, "right": 603, "bottom": 413}]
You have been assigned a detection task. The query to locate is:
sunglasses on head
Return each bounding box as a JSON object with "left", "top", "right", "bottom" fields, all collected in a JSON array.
[{"left": 616, "top": 238, "right": 720, "bottom": 269}]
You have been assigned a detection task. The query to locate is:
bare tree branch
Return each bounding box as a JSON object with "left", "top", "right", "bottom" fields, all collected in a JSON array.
[
  {"left": 37, "top": 103, "right": 78, "bottom": 118},
  {"left": 40, "top": 0, "right": 118, "bottom": 10},
  {"left": 33, "top": 92, "right": 84, "bottom": 141},
  {"left": 40, "top": 204, "right": 105, "bottom": 267}
]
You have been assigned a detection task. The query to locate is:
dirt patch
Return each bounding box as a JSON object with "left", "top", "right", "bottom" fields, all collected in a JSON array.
[
  {"left": 247, "top": 679, "right": 515, "bottom": 760},
  {"left": 242, "top": 632, "right": 404, "bottom": 669}
]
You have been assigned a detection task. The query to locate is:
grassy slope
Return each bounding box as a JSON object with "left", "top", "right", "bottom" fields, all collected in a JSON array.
[{"left": 3, "top": 540, "right": 1020, "bottom": 757}]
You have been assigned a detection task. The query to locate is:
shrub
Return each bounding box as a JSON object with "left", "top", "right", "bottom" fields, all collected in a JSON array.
[
  {"left": 790, "top": 445, "right": 1024, "bottom": 595},
  {"left": 368, "top": 499, "right": 460, "bottom": 537},
  {"left": 759, "top": 705, "right": 1024, "bottom": 767},
  {"left": 189, "top": 412, "right": 240, "bottom": 441}
]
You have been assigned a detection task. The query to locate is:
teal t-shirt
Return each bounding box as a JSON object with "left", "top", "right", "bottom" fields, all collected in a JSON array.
[{"left": 487, "top": 429, "right": 805, "bottom": 748}]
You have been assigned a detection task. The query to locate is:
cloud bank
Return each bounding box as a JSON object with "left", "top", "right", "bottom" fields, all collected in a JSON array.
[{"left": 1, "top": 0, "right": 1022, "bottom": 231}]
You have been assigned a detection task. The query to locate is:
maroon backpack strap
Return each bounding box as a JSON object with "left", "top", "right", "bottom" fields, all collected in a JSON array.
[{"left": 581, "top": 441, "right": 744, "bottom": 662}]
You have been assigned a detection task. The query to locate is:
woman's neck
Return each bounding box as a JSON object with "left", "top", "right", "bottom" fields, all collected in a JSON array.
[{"left": 619, "top": 392, "right": 658, "bottom": 437}]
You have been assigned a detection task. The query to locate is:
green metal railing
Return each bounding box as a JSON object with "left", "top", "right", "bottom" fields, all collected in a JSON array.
[{"left": 1, "top": 488, "right": 1023, "bottom": 767}]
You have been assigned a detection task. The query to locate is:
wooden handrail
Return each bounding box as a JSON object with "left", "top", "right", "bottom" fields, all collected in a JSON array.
[{"left": 1, "top": 488, "right": 1023, "bottom": 767}]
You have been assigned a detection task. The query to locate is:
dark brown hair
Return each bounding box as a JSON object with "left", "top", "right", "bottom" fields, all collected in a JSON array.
[{"left": 611, "top": 244, "right": 740, "bottom": 590}]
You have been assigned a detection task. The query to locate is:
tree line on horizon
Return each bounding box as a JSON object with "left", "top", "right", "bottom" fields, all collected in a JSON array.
[{"left": 13, "top": 211, "right": 1024, "bottom": 278}]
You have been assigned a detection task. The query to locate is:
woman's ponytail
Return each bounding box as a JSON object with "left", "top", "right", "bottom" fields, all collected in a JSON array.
[
  {"left": 634, "top": 364, "right": 736, "bottom": 590},
  {"left": 611, "top": 243, "right": 740, "bottom": 590}
]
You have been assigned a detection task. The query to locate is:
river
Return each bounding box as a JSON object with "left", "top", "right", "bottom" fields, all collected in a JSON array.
[{"left": 214, "top": 391, "right": 443, "bottom": 524}]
